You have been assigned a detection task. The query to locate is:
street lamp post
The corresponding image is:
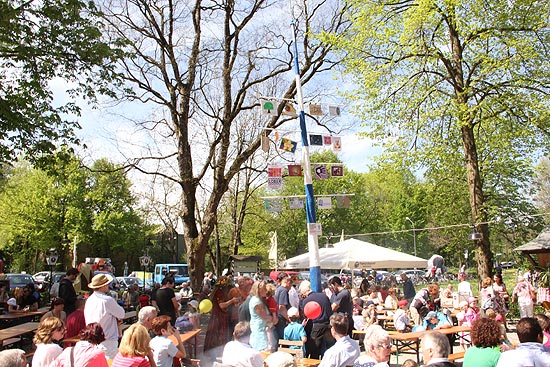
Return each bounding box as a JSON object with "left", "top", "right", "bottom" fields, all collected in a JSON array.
[{"left": 406, "top": 217, "right": 417, "bottom": 257}]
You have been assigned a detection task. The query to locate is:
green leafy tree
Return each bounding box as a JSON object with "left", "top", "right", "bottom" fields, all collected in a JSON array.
[
  {"left": 323, "top": 0, "right": 550, "bottom": 280},
  {"left": 0, "top": 0, "right": 123, "bottom": 163},
  {"left": 0, "top": 155, "right": 146, "bottom": 272}
]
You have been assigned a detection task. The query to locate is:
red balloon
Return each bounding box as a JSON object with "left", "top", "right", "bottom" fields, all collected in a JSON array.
[{"left": 304, "top": 301, "right": 322, "bottom": 319}]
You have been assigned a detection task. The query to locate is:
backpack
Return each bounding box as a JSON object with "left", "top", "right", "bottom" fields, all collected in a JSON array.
[{"left": 238, "top": 295, "right": 251, "bottom": 322}]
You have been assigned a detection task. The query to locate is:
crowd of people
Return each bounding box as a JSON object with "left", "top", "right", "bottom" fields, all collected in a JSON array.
[{"left": 2, "top": 267, "right": 550, "bottom": 367}]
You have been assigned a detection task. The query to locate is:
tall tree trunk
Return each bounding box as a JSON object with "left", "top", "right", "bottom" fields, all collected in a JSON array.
[{"left": 461, "top": 124, "right": 492, "bottom": 284}]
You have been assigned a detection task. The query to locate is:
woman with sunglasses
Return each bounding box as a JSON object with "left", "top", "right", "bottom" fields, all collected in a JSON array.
[{"left": 32, "top": 317, "right": 66, "bottom": 367}]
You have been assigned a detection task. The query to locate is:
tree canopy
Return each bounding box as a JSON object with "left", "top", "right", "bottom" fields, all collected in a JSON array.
[
  {"left": 0, "top": 0, "right": 123, "bottom": 164},
  {"left": 323, "top": 0, "right": 550, "bottom": 280},
  {"left": 0, "top": 154, "right": 146, "bottom": 272}
]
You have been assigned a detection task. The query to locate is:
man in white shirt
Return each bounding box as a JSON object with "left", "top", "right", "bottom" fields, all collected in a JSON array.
[
  {"left": 457, "top": 272, "right": 472, "bottom": 304},
  {"left": 84, "top": 273, "right": 125, "bottom": 360},
  {"left": 222, "top": 321, "right": 264, "bottom": 367},
  {"left": 319, "top": 313, "right": 360, "bottom": 367}
]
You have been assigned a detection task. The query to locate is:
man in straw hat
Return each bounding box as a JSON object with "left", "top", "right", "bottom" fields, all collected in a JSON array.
[{"left": 84, "top": 273, "right": 125, "bottom": 359}]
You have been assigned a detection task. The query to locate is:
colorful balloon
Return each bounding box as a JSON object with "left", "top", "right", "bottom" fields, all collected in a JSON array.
[
  {"left": 304, "top": 301, "right": 322, "bottom": 319},
  {"left": 199, "top": 299, "right": 213, "bottom": 314}
]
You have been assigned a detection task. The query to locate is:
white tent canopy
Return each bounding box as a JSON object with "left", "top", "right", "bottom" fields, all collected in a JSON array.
[{"left": 281, "top": 238, "right": 428, "bottom": 270}]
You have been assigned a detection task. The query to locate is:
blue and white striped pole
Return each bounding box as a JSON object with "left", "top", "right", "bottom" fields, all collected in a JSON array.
[{"left": 291, "top": 20, "right": 321, "bottom": 293}]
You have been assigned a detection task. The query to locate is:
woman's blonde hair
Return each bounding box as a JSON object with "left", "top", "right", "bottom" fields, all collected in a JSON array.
[
  {"left": 118, "top": 323, "right": 151, "bottom": 357},
  {"left": 33, "top": 317, "right": 63, "bottom": 344},
  {"left": 249, "top": 280, "right": 267, "bottom": 297},
  {"left": 266, "top": 283, "right": 276, "bottom": 297}
]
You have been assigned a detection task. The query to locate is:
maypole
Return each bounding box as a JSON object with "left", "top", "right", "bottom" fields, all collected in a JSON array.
[{"left": 290, "top": 16, "right": 321, "bottom": 293}]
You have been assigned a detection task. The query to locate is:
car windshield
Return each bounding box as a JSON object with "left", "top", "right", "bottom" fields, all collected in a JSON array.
[
  {"left": 10, "top": 275, "right": 33, "bottom": 284},
  {"left": 168, "top": 266, "right": 189, "bottom": 277},
  {"left": 125, "top": 278, "right": 144, "bottom": 286}
]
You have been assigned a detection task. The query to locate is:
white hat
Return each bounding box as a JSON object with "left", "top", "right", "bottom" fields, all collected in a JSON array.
[
  {"left": 189, "top": 300, "right": 199, "bottom": 310},
  {"left": 288, "top": 307, "right": 299, "bottom": 317},
  {"left": 7, "top": 298, "right": 17, "bottom": 306}
]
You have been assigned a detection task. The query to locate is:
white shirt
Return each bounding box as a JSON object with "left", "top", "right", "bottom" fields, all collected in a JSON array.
[
  {"left": 319, "top": 335, "right": 360, "bottom": 367},
  {"left": 457, "top": 281, "right": 472, "bottom": 297},
  {"left": 84, "top": 291, "right": 125, "bottom": 341},
  {"left": 150, "top": 335, "right": 179, "bottom": 367},
  {"left": 289, "top": 286, "right": 300, "bottom": 309},
  {"left": 222, "top": 340, "right": 264, "bottom": 367},
  {"left": 32, "top": 343, "right": 63, "bottom": 367}
]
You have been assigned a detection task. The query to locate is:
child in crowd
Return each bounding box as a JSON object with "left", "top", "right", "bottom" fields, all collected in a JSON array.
[
  {"left": 463, "top": 297, "right": 480, "bottom": 327},
  {"left": 486, "top": 309, "right": 512, "bottom": 350},
  {"left": 186, "top": 300, "right": 200, "bottom": 330},
  {"left": 393, "top": 299, "right": 411, "bottom": 333},
  {"left": 265, "top": 283, "right": 279, "bottom": 351},
  {"left": 283, "top": 307, "right": 307, "bottom": 354},
  {"left": 362, "top": 301, "right": 378, "bottom": 329}
]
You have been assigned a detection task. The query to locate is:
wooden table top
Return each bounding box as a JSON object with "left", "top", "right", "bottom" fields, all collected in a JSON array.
[
  {"left": 0, "top": 310, "right": 47, "bottom": 320},
  {"left": 389, "top": 325, "right": 471, "bottom": 341},
  {"left": 123, "top": 311, "right": 137, "bottom": 320},
  {"left": 0, "top": 322, "right": 39, "bottom": 345}
]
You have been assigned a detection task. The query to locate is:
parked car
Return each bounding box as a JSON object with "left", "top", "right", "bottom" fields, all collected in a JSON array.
[
  {"left": 299, "top": 271, "right": 329, "bottom": 283},
  {"left": 116, "top": 276, "right": 150, "bottom": 291},
  {"left": 37, "top": 272, "right": 66, "bottom": 297},
  {"left": 394, "top": 269, "right": 426, "bottom": 283},
  {"left": 1, "top": 273, "right": 36, "bottom": 290},
  {"left": 33, "top": 271, "right": 50, "bottom": 284}
]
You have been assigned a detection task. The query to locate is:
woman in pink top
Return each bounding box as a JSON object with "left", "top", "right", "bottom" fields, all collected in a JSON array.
[
  {"left": 111, "top": 323, "right": 152, "bottom": 367},
  {"left": 54, "top": 323, "right": 108, "bottom": 367}
]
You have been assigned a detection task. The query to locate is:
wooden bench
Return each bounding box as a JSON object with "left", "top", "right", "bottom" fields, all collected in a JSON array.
[
  {"left": 449, "top": 351, "right": 465, "bottom": 362},
  {"left": 278, "top": 339, "right": 304, "bottom": 355}
]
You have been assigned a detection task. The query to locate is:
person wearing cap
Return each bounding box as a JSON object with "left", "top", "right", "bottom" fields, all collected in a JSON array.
[
  {"left": 283, "top": 307, "right": 307, "bottom": 354},
  {"left": 362, "top": 301, "right": 377, "bottom": 328},
  {"left": 186, "top": 300, "right": 200, "bottom": 330},
  {"left": 84, "top": 273, "right": 125, "bottom": 360},
  {"left": 177, "top": 282, "right": 193, "bottom": 311},
  {"left": 423, "top": 311, "right": 451, "bottom": 331},
  {"left": 58, "top": 267, "right": 79, "bottom": 315},
  {"left": 393, "top": 299, "right": 412, "bottom": 332}
]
